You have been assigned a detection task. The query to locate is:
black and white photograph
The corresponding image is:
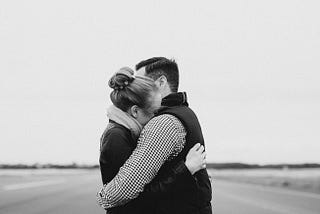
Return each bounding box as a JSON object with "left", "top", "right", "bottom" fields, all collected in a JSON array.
[{"left": 1, "top": 1, "right": 320, "bottom": 214}]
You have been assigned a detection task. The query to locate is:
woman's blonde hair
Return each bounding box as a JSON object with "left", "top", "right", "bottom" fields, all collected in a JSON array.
[{"left": 109, "top": 67, "right": 158, "bottom": 114}]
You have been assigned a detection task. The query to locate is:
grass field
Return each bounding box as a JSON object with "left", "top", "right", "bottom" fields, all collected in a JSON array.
[
  {"left": 1, "top": 168, "right": 320, "bottom": 214},
  {"left": 1, "top": 168, "right": 319, "bottom": 194},
  {"left": 209, "top": 168, "right": 320, "bottom": 194}
]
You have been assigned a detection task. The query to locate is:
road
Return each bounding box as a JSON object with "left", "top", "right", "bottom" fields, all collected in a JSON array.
[{"left": 0, "top": 170, "right": 319, "bottom": 214}]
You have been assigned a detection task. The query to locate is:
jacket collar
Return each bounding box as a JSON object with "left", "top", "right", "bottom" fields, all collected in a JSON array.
[{"left": 161, "top": 92, "right": 189, "bottom": 107}]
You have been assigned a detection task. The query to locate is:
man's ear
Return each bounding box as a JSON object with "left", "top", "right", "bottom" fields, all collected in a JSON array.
[
  {"left": 158, "top": 75, "right": 167, "bottom": 88},
  {"left": 129, "top": 105, "right": 139, "bottom": 118}
]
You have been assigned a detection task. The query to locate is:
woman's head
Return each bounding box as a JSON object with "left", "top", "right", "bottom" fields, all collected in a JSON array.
[{"left": 109, "top": 67, "right": 161, "bottom": 126}]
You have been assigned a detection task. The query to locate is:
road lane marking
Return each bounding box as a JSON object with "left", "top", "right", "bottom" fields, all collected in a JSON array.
[{"left": 2, "top": 179, "right": 65, "bottom": 191}]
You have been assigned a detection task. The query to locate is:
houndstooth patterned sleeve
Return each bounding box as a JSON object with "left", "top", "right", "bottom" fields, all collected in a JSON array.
[{"left": 96, "top": 114, "right": 186, "bottom": 209}]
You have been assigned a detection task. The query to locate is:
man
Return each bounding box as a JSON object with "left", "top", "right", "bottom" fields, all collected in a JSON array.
[{"left": 97, "top": 57, "right": 212, "bottom": 214}]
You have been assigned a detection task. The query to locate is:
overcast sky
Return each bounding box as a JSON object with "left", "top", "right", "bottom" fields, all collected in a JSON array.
[{"left": 1, "top": 0, "right": 319, "bottom": 164}]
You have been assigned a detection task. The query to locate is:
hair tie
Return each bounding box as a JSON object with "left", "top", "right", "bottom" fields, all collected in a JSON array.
[
  {"left": 116, "top": 67, "right": 135, "bottom": 81},
  {"left": 110, "top": 67, "right": 136, "bottom": 91}
]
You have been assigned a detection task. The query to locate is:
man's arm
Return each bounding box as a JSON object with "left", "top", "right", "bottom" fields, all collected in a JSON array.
[{"left": 97, "top": 114, "right": 186, "bottom": 209}]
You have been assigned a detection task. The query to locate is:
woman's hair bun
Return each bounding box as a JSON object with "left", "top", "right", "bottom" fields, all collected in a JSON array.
[{"left": 109, "top": 67, "right": 135, "bottom": 90}]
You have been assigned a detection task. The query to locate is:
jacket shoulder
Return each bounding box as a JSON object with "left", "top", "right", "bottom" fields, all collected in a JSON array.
[{"left": 101, "top": 123, "right": 131, "bottom": 149}]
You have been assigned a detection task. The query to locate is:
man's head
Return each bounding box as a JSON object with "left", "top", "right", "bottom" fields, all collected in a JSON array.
[{"left": 135, "top": 57, "right": 179, "bottom": 98}]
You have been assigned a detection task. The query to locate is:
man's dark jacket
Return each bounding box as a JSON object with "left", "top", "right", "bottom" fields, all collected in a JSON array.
[{"left": 152, "top": 92, "right": 212, "bottom": 214}]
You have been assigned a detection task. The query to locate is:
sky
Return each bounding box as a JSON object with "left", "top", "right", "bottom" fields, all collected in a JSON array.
[{"left": 1, "top": 0, "right": 319, "bottom": 164}]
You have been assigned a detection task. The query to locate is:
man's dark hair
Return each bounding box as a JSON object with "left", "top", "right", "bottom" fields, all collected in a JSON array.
[{"left": 135, "top": 57, "right": 179, "bottom": 92}]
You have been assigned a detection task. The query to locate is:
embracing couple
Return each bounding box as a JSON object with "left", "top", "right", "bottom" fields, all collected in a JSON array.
[{"left": 97, "top": 57, "right": 212, "bottom": 214}]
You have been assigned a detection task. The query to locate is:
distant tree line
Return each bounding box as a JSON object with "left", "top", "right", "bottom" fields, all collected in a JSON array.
[
  {"left": 1, "top": 162, "right": 320, "bottom": 169},
  {"left": 0, "top": 163, "right": 99, "bottom": 169},
  {"left": 206, "top": 163, "right": 320, "bottom": 169}
]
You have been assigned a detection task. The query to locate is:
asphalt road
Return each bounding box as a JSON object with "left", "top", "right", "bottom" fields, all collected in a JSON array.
[{"left": 0, "top": 170, "right": 319, "bottom": 214}]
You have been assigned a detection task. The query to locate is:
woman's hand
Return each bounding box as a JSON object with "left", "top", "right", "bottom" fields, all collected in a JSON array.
[{"left": 185, "top": 143, "right": 206, "bottom": 175}]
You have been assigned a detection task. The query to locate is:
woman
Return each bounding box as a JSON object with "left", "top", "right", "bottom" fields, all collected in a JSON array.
[{"left": 99, "top": 67, "right": 206, "bottom": 213}]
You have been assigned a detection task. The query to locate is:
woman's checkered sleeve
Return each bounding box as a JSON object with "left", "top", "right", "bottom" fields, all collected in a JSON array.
[{"left": 96, "top": 114, "right": 186, "bottom": 209}]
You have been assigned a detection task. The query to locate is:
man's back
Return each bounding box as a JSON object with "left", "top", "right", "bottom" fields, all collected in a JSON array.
[{"left": 154, "top": 92, "right": 212, "bottom": 214}]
